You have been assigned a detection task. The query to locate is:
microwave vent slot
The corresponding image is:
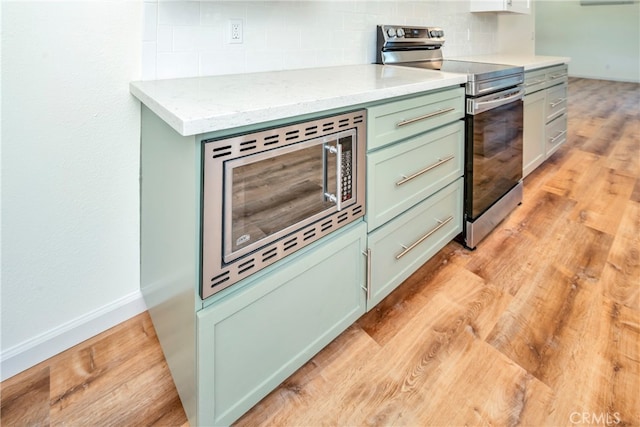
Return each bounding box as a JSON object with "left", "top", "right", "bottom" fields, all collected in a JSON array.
[
  {"left": 337, "top": 212, "right": 349, "bottom": 223},
  {"left": 283, "top": 237, "right": 298, "bottom": 251},
  {"left": 263, "top": 134, "right": 279, "bottom": 146},
  {"left": 305, "top": 126, "right": 318, "bottom": 136},
  {"left": 353, "top": 114, "right": 364, "bottom": 124},
  {"left": 338, "top": 118, "right": 350, "bottom": 128},
  {"left": 239, "top": 139, "right": 257, "bottom": 152},
  {"left": 210, "top": 271, "right": 230, "bottom": 288},
  {"left": 261, "top": 247, "right": 278, "bottom": 262},
  {"left": 285, "top": 130, "right": 300, "bottom": 141},
  {"left": 211, "top": 145, "right": 232, "bottom": 159},
  {"left": 351, "top": 205, "right": 363, "bottom": 216},
  {"left": 322, "top": 121, "right": 335, "bottom": 132},
  {"left": 320, "top": 220, "right": 333, "bottom": 232}
]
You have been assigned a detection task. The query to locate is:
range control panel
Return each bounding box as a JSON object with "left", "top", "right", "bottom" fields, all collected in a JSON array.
[{"left": 378, "top": 25, "right": 444, "bottom": 42}]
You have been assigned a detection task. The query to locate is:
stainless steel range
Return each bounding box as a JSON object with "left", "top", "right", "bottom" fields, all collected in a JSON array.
[{"left": 377, "top": 25, "right": 525, "bottom": 249}]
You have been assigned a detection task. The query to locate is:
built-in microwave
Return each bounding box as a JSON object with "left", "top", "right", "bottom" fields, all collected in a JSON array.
[{"left": 201, "top": 110, "right": 366, "bottom": 299}]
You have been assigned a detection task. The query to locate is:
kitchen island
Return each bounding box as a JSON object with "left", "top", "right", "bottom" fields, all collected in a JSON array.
[{"left": 131, "top": 64, "right": 467, "bottom": 426}]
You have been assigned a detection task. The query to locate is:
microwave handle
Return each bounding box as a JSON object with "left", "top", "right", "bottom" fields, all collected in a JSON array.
[{"left": 324, "top": 142, "right": 343, "bottom": 211}]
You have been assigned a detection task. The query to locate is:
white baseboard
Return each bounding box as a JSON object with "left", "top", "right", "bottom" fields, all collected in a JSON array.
[{"left": 0, "top": 290, "right": 147, "bottom": 382}]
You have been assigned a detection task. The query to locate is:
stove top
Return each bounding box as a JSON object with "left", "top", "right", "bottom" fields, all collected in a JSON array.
[{"left": 376, "top": 25, "right": 524, "bottom": 96}]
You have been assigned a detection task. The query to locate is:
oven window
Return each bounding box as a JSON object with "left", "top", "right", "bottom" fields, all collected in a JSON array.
[{"left": 466, "top": 100, "right": 523, "bottom": 220}]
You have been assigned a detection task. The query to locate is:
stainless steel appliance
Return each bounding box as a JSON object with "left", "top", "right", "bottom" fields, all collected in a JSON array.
[
  {"left": 377, "top": 25, "right": 524, "bottom": 249},
  {"left": 201, "top": 110, "right": 366, "bottom": 299}
]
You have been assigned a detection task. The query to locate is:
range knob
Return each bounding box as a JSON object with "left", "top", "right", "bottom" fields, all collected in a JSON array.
[
  {"left": 387, "top": 27, "right": 396, "bottom": 38},
  {"left": 396, "top": 28, "right": 405, "bottom": 37},
  {"left": 429, "top": 29, "right": 439, "bottom": 38},
  {"left": 438, "top": 30, "right": 444, "bottom": 37}
]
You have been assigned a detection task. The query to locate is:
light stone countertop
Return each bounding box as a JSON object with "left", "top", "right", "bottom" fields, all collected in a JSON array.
[
  {"left": 130, "top": 64, "right": 466, "bottom": 136},
  {"left": 450, "top": 54, "right": 570, "bottom": 71}
]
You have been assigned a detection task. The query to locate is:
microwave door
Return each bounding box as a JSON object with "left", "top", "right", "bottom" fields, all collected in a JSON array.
[{"left": 223, "top": 136, "right": 338, "bottom": 263}]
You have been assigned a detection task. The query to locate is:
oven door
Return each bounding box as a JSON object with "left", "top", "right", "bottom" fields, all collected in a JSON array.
[
  {"left": 465, "top": 87, "right": 524, "bottom": 221},
  {"left": 223, "top": 130, "right": 357, "bottom": 263}
]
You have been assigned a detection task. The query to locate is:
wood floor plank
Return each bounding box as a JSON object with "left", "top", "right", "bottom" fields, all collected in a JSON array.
[
  {"left": 569, "top": 167, "right": 637, "bottom": 236},
  {"left": 0, "top": 366, "right": 50, "bottom": 427},
  {"left": 599, "top": 200, "right": 640, "bottom": 310}
]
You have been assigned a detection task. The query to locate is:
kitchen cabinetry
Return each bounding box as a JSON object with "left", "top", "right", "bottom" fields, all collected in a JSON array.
[
  {"left": 365, "top": 87, "right": 465, "bottom": 307},
  {"left": 138, "top": 78, "right": 467, "bottom": 426},
  {"left": 522, "top": 64, "right": 568, "bottom": 177},
  {"left": 470, "top": 0, "right": 531, "bottom": 14},
  {"left": 140, "top": 106, "right": 367, "bottom": 426}
]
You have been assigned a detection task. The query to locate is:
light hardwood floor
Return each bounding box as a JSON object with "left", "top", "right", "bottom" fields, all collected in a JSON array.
[{"left": 2, "top": 77, "right": 639, "bottom": 426}]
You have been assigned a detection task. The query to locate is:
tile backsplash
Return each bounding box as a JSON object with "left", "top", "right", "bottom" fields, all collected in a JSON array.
[{"left": 142, "top": 0, "right": 498, "bottom": 80}]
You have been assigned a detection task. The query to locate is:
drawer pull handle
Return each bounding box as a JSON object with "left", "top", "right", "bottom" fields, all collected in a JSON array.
[
  {"left": 396, "top": 155, "right": 455, "bottom": 186},
  {"left": 524, "top": 79, "right": 545, "bottom": 87},
  {"left": 396, "top": 216, "right": 454, "bottom": 260},
  {"left": 397, "top": 107, "right": 455, "bottom": 127},
  {"left": 549, "top": 98, "right": 566, "bottom": 108},
  {"left": 549, "top": 130, "right": 567, "bottom": 144},
  {"left": 549, "top": 73, "right": 568, "bottom": 79},
  {"left": 362, "top": 249, "right": 372, "bottom": 301}
]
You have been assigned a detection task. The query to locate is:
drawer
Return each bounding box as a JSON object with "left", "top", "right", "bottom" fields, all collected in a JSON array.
[
  {"left": 545, "top": 64, "right": 568, "bottom": 89},
  {"left": 524, "top": 68, "right": 548, "bottom": 95},
  {"left": 367, "top": 86, "right": 465, "bottom": 151},
  {"left": 366, "top": 178, "right": 463, "bottom": 308},
  {"left": 546, "top": 83, "right": 568, "bottom": 122},
  {"left": 545, "top": 113, "right": 567, "bottom": 157},
  {"left": 366, "top": 121, "right": 463, "bottom": 231}
]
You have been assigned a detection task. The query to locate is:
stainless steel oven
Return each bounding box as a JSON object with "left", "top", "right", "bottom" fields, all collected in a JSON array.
[
  {"left": 464, "top": 85, "right": 524, "bottom": 247},
  {"left": 201, "top": 110, "right": 366, "bottom": 299}
]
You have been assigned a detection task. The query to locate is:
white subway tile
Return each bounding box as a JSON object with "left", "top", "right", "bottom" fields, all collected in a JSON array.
[
  {"left": 157, "top": 52, "right": 199, "bottom": 79},
  {"left": 158, "top": 1, "right": 200, "bottom": 26}
]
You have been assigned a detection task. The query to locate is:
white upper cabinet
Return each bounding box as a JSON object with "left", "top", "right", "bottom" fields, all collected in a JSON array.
[{"left": 470, "top": 0, "right": 531, "bottom": 14}]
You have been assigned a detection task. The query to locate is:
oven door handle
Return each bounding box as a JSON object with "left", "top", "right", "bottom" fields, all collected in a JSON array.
[{"left": 468, "top": 88, "right": 524, "bottom": 115}]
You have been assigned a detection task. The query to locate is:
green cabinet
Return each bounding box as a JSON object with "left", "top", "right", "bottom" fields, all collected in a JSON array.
[
  {"left": 141, "top": 84, "right": 466, "bottom": 427},
  {"left": 197, "top": 222, "right": 367, "bottom": 426},
  {"left": 364, "top": 86, "right": 465, "bottom": 311}
]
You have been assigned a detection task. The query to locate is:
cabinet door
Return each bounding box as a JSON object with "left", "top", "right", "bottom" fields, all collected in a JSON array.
[
  {"left": 197, "top": 222, "right": 367, "bottom": 426},
  {"left": 523, "top": 90, "right": 546, "bottom": 178},
  {"left": 367, "top": 178, "right": 463, "bottom": 308},
  {"left": 366, "top": 121, "right": 464, "bottom": 231}
]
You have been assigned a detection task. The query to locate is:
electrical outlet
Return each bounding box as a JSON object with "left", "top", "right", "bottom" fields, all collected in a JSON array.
[{"left": 229, "top": 19, "right": 243, "bottom": 44}]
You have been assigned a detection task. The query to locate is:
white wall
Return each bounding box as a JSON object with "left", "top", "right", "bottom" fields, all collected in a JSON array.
[
  {"left": 142, "top": 0, "right": 500, "bottom": 80},
  {"left": 497, "top": 6, "right": 535, "bottom": 54},
  {"left": 1, "top": 1, "right": 143, "bottom": 380},
  {"left": 536, "top": 0, "right": 640, "bottom": 82}
]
